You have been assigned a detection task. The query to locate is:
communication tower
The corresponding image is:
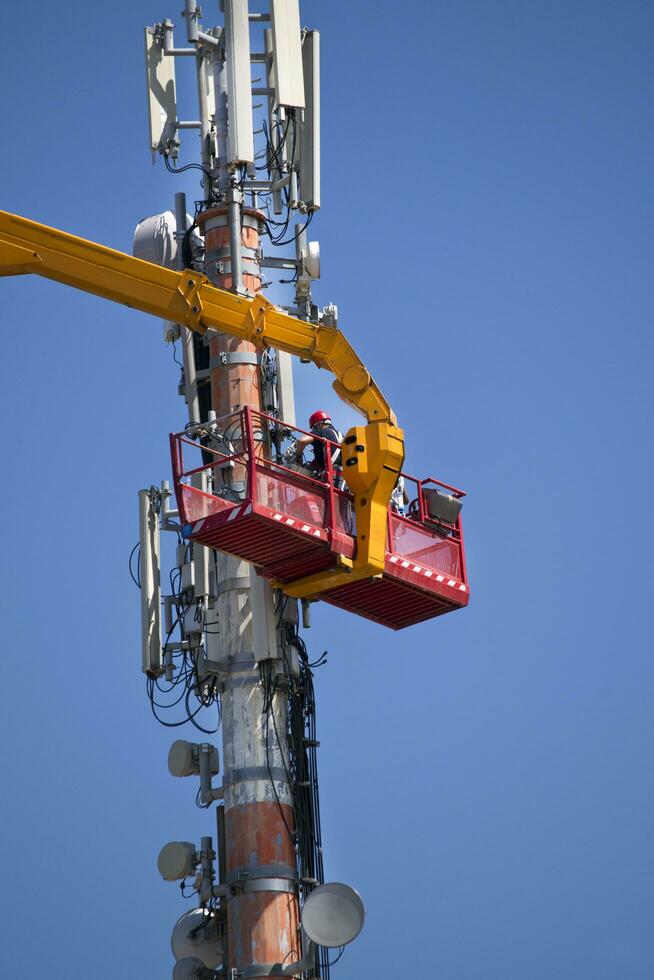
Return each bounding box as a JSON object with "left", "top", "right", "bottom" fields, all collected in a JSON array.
[
  {"left": 138, "top": 3, "right": 360, "bottom": 976},
  {"left": 0, "top": 2, "right": 470, "bottom": 974}
]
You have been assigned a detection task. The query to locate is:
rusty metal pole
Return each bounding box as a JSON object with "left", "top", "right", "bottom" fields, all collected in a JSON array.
[{"left": 199, "top": 43, "right": 301, "bottom": 972}]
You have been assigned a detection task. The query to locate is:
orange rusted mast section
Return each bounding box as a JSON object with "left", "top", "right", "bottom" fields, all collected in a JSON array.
[{"left": 200, "top": 192, "right": 301, "bottom": 971}]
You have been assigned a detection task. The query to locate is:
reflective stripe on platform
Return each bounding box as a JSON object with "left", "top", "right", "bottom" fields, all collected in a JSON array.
[{"left": 386, "top": 552, "right": 467, "bottom": 593}]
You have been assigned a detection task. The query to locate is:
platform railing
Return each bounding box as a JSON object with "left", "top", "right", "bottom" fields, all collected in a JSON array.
[
  {"left": 171, "top": 411, "right": 467, "bottom": 585},
  {"left": 387, "top": 473, "right": 467, "bottom": 584},
  {"left": 243, "top": 407, "right": 355, "bottom": 541}
]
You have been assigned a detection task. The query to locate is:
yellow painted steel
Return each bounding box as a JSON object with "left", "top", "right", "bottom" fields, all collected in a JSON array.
[{"left": 0, "top": 209, "right": 404, "bottom": 596}]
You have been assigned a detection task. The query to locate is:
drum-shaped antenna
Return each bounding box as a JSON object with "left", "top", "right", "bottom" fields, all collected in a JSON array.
[{"left": 301, "top": 882, "right": 365, "bottom": 948}]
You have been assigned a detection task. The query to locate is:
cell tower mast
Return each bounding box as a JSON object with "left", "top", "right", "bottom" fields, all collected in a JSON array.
[
  {"left": 0, "top": 3, "right": 471, "bottom": 974},
  {"left": 138, "top": 3, "right": 353, "bottom": 977}
]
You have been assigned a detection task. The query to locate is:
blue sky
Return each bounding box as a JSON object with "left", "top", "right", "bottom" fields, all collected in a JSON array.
[{"left": 0, "top": 2, "right": 652, "bottom": 978}]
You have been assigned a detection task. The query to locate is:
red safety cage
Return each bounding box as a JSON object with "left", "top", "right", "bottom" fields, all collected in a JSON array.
[{"left": 170, "top": 408, "right": 469, "bottom": 630}]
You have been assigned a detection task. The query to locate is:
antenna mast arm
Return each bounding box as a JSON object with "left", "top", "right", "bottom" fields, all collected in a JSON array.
[{"left": 0, "top": 209, "right": 404, "bottom": 594}]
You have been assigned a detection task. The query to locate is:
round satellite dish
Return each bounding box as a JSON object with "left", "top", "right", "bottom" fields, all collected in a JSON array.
[
  {"left": 173, "top": 957, "right": 206, "bottom": 980},
  {"left": 301, "top": 882, "right": 365, "bottom": 948},
  {"left": 172, "top": 908, "right": 223, "bottom": 968}
]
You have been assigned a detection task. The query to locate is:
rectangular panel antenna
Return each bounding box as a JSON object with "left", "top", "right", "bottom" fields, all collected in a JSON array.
[
  {"left": 144, "top": 26, "right": 178, "bottom": 161},
  {"left": 264, "top": 28, "right": 283, "bottom": 215},
  {"left": 201, "top": 55, "right": 216, "bottom": 129},
  {"left": 300, "top": 30, "right": 320, "bottom": 211},
  {"left": 271, "top": 0, "right": 305, "bottom": 109},
  {"left": 224, "top": 0, "right": 254, "bottom": 164}
]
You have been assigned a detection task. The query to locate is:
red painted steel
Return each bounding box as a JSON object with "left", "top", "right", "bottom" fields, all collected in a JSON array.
[
  {"left": 171, "top": 408, "right": 470, "bottom": 629},
  {"left": 225, "top": 801, "right": 299, "bottom": 976}
]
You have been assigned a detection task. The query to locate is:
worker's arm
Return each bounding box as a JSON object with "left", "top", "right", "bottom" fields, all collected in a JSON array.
[
  {"left": 0, "top": 208, "right": 404, "bottom": 594},
  {"left": 294, "top": 433, "right": 313, "bottom": 461}
]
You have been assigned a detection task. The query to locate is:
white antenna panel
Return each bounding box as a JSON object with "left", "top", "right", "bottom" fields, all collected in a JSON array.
[
  {"left": 271, "top": 0, "right": 305, "bottom": 109},
  {"left": 144, "top": 27, "right": 177, "bottom": 161},
  {"left": 224, "top": 0, "right": 254, "bottom": 164},
  {"left": 300, "top": 30, "right": 320, "bottom": 211},
  {"left": 201, "top": 55, "right": 216, "bottom": 129}
]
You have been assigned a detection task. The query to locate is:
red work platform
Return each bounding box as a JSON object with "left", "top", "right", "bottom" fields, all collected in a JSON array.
[{"left": 170, "top": 409, "right": 469, "bottom": 630}]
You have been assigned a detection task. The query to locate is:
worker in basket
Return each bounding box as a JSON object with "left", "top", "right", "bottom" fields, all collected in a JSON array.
[
  {"left": 390, "top": 475, "right": 410, "bottom": 516},
  {"left": 295, "top": 410, "right": 344, "bottom": 489}
]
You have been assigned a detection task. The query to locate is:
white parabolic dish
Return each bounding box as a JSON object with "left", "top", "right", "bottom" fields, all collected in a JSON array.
[
  {"left": 301, "top": 882, "right": 365, "bottom": 948},
  {"left": 171, "top": 908, "right": 222, "bottom": 968}
]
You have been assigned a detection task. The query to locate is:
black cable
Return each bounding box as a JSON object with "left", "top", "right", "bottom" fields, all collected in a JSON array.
[
  {"left": 128, "top": 542, "right": 141, "bottom": 588},
  {"left": 172, "top": 339, "right": 184, "bottom": 371},
  {"left": 185, "top": 685, "right": 220, "bottom": 734},
  {"left": 326, "top": 948, "right": 345, "bottom": 968},
  {"left": 261, "top": 662, "right": 296, "bottom": 846},
  {"left": 180, "top": 879, "right": 200, "bottom": 899},
  {"left": 282, "top": 210, "right": 313, "bottom": 246},
  {"left": 182, "top": 221, "right": 198, "bottom": 270},
  {"left": 164, "top": 152, "right": 213, "bottom": 185},
  {"left": 263, "top": 210, "right": 313, "bottom": 248},
  {"left": 256, "top": 116, "right": 291, "bottom": 173}
]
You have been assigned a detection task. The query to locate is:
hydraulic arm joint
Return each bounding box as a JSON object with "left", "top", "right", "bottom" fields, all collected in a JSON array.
[{"left": 0, "top": 209, "right": 404, "bottom": 596}]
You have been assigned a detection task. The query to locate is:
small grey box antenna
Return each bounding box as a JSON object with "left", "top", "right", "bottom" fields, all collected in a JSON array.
[
  {"left": 271, "top": 0, "right": 305, "bottom": 109},
  {"left": 144, "top": 26, "right": 178, "bottom": 160},
  {"left": 224, "top": 0, "right": 255, "bottom": 164},
  {"left": 299, "top": 29, "right": 320, "bottom": 211}
]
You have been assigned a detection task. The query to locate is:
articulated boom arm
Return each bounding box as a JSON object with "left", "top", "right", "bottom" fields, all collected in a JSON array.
[{"left": 0, "top": 209, "right": 404, "bottom": 596}]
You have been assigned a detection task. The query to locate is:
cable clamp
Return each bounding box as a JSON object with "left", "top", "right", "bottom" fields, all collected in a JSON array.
[
  {"left": 209, "top": 352, "right": 259, "bottom": 369},
  {"left": 227, "top": 863, "right": 297, "bottom": 886},
  {"left": 207, "top": 245, "right": 259, "bottom": 261},
  {"left": 223, "top": 765, "right": 289, "bottom": 787},
  {"left": 230, "top": 876, "right": 297, "bottom": 896},
  {"left": 216, "top": 575, "right": 252, "bottom": 596}
]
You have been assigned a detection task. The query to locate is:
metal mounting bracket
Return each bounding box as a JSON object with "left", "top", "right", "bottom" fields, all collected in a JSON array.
[{"left": 176, "top": 273, "right": 205, "bottom": 329}]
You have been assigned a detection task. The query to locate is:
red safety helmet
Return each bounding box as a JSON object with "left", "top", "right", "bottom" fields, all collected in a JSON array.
[{"left": 309, "top": 410, "right": 331, "bottom": 428}]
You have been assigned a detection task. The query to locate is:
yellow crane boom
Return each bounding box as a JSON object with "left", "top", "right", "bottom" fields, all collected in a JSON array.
[{"left": 0, "top": 209, "right": 404, "bottom": 597}]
